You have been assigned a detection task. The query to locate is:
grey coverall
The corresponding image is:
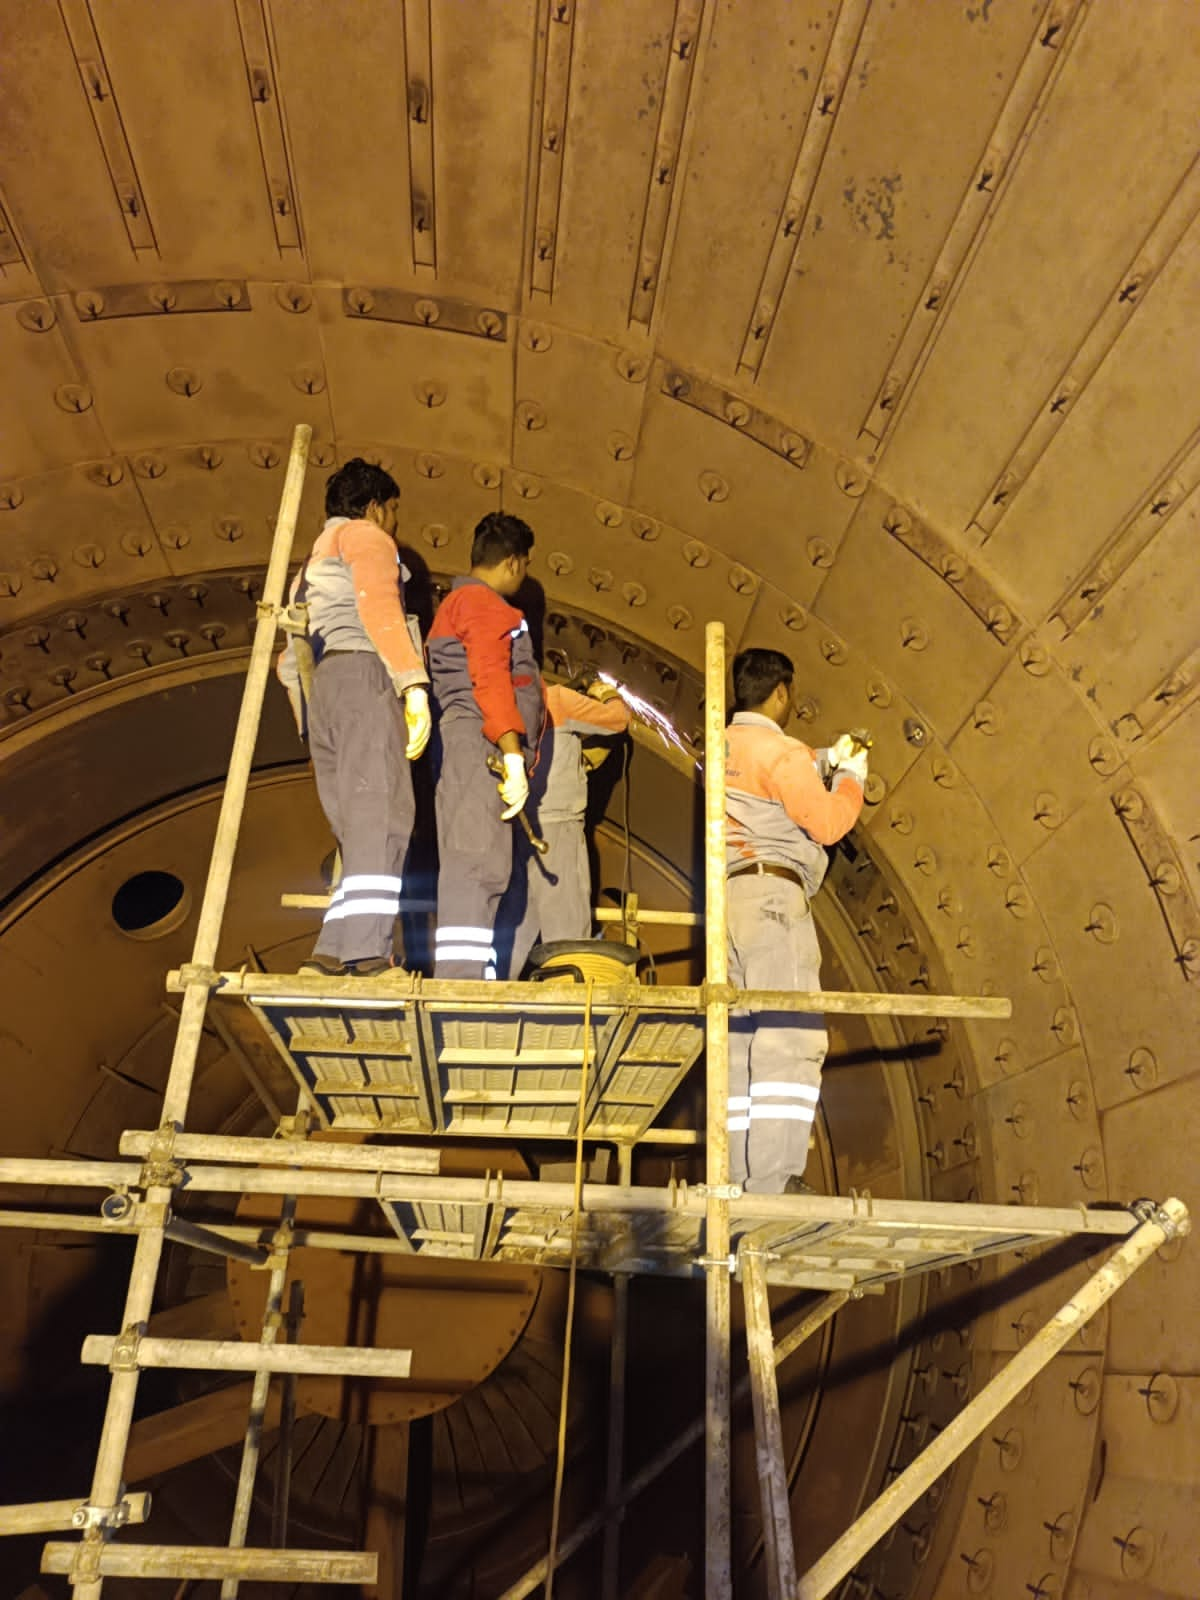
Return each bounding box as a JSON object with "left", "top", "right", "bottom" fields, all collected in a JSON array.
[
  {"left": 724, "top": 711, "right": 864, "bottom": 1192},
  {"left": 276, "top": 516, "right": 428, "bottom": 964},
  {"left": 427, "top": 577, "right": 545, "bottom": 980}
]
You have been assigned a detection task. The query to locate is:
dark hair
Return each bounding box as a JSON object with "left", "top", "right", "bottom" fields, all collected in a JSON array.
[
  {"left": 471, "top": 511, "right": 535, "bottom": 568},
  {"left": 732, "top": 647, "right": 794, "bottom": 712},
  {"left": 324, "top": 458, "right": 400, "bottom": 520}
]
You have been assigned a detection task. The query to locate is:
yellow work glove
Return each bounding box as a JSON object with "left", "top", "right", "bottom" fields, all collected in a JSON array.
[
  {"left": 829, "top": 732, "right": 868, "bottom": 785},
  {"left": 497, "top": 752, "right": 529, "bottom": 819},
  {"left": 403, "top": 686, "right": 432, "bottom": 760}
]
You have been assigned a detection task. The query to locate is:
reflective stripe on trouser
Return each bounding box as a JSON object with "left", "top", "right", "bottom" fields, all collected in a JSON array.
[
  {"left": 307, "top": 654, "right": 413, "bottom": 963},
  {"left": 434, "top": 722, "right": 514, "bottom": 979},
  {"left": 505, "top": 816, "right": 591, "bottom": 978},
  {"left": 726, "top": 873, "right": 827, "bottom": 1194}
]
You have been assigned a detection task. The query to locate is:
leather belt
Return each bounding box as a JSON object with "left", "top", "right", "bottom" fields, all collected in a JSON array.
[{"left": 728, "top": 861, "right": 807, "bottom": 891}]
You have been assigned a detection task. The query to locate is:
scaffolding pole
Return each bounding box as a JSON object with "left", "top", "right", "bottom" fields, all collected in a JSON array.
[
  {"left": 221, "top": 1203, "right": 295, "bottom": 1599},
  {"left": 741, "top": 1249, "right": 796, "bottom": 1598},
  {"left": 703, "top": 620, "right": 732, "bottom": 1599},
  {"left": 67, "top": 422, "right": 312, "bottom": 1600},
  {"left": 795, "top": 1197, "right": 1190, "bottom": 1599}
]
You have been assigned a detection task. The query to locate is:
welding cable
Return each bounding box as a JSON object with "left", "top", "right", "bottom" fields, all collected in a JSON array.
[{"left": 543, "top": 977, "right": 594, "bottom": 1598}]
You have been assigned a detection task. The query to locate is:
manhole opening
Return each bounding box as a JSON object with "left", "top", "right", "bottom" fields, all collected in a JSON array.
[{"left": 112, "top": 870, "right": 190, "bottom": 939}]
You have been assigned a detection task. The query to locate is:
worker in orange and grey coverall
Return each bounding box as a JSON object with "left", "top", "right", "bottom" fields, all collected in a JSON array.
[
  {"left": 724, "top": 647, "right": 866, "bottom": 1193},
  {"left": 426, "top": 513, "right": 546, "bottom": 979},
  {"left": 276, "top": 458, "right": 431, "bottom": 977},
  {"left": 507, "top": 674, "right": 631, "bottom": 976}
]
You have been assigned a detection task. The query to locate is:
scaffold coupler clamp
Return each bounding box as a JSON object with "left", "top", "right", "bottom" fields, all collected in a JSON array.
[
  {"left": 109, "top": 1324, "right": 144, "bottom": 1373},
  {"left": 178, "top": 961, "right": 222, "bottom": 990},
  {"left": 694, "top": 1183, "right": 743, "bottom": 1200},
  {"left": 1131, "top": 1197, "right": 1188, "bottom": 1239},
  {"left": 71, "top": 1493, "right": 146, "bottom": 1534},
  {"left": 697, "top": 1252, "right": 737, "bottom": 1273},
  {"left": 140, "top": 1123, "right": 184, "bottom": 1191}
]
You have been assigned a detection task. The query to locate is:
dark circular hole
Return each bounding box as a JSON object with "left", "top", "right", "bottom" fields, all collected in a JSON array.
[{"left": 111, "top": 870, "right": 189, "bottom": 937}]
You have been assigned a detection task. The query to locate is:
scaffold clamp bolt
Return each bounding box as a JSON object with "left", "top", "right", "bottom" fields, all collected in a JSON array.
[
  {"left": 697, "top": 1253, "right": 737, "bottom": 1272},
  {"left": 71, "top": 1495, "right": 143, "bottom": 1532},
  {"left": 109, "top": 1326, "right": 143, "bottom": 1372},
  {"left": 1131, "top": 1197, "right": 1187, "bottom": 1239},
  {"left": 695, "top": 1183, "right": 743, "bottom": 1200}
]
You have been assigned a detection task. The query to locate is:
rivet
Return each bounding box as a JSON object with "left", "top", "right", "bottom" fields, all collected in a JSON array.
[
  {"left": 955, "top": 926, "right": 976, "bottom": 958},
  {"left": 511, "top": 472, "right": 540, "bottom": 499},
  {"left": 414, "top": 453, "right": 444, "bottom": 480},
  {"left": 616, "top": 349, "right": 648, "bottom": 383},
  {"left": 667, "top": 604, "right": 693, "bottom": 631},
  {"left": 214, "top": 280, "right": 242, "bottom": 308},
  {"left": 588, "top": 568, "right": 614, "bottom": 592},
  {"left": 524, "top": 323, "right": 553, "bottom": 352},
  {"left": 1042, "top": 1511, "right": 1075, "bottom": 1560},
  {"left": 883, "top": 504, "right": 912, "bottom": 538},
  {"left": 1019, "top": 638, "right": 1050, "bottom": 676},
  {"left": 594, "top": 501, "right": 623, "bottom": 528},
  {"left": 477, "top": 309, "right": 504, "bottom": 338},
  {"left": 1033, "top": 791, "right": 1063, "bottom": 828},
  {"left": 472, "top": 462, "right": 502, "bottom": 490},
  {"left": 977, "top": 1492, "right": 1007, "bottom": 1533},
  {"left": 546, "top": 552, "right": 574, "bottom": 577},
  {"left": 991, "top": 1427, "right": 1022, "bottom": 1470},
  {"left": 630, "top": 514, "right": 659, "bottom": 541},
  {"left": 888, "top": 808, "right": 913, "bottom": 835},
  {"left": 126, "top": 639, "right": 153, "bottom": 664},
  {"left": 164, "top": 629, "right": 191, "bottom": 655},
  {"left": 49, "top": 665, "right": 77, "bottom": 693},
  {"left": 806, "top": 536, "right": 834, "bottom": 568},
  {"left": 781, "top": 432, "right": 810, "bottom": 467},
  {"left": 1025, "top": 1573, "right": 1062, "bottom": 1600},
  {"left": 1050, "top": 1007, "right": 1077, "bottom": 1044},
  {"left": 865, "top": 677, "right": 892, "bottom": 709},
  {"left": 938, "top": 551, "right": 967, "bottom": 584},
  {"left": 1072, "top": 1147, "right": 1104, "bottom": 1189},
  {"left": 75, "top": 289, "right": 106, "bottom": 319},
  {"left": 249, "top": 442, "right": 281, "bottom": 470},
  {"left": 664, "top": 370, "right": 690, "bottom": 399},
  {"left": 1148, "top": 861, "right": 1180, "bottom": 895},
  {"left": 0, "top": 572, "right": 22, "bottom": 598},
  {"left": 1112, "top": 1525, "right": 1155, "bottom": 1580},
  {"left": 621, "top": 582, "right": 647, "bottom": 608},
  {"left": 723, "top": 397, "right": 750, "bottom": 428},
  {"left": 201, "top": 623, "right": 227, "bottom": 648},
  {"left": 148, "top": 282, "right": 177, "bottom": 312},
  {"left": 73, "top": 544, "right": 105, "bottom": 569},
  {"left": 516, "top": 400, "right": 546, "bottom": 431},
  {"left": 86, "top": 459, "right": 124, "bottom": 488},
  {"left": 972, "top": 700, "right": 998, "bottom": 734},
  {"left": 1065, "top": 1080, "right": 1090, "bottom": 1121},
  {"left": 682, "top": 540, "right": 711, "bottom": 569},
  {"left": 1124, "top": 1047, "right": 1157, "bottom": 1090},
  {"left": 416, "top": 379, "right": 446, "bottom": 408},
  {"left": 819, "top": 635, "right": 847, "bottom": 666},
  {"left": 421, "top": 524, "right": 450, "bottom": 549},
  {"left": 728, "top": 565, "right": 756, "bottom": 595},
  {"left": 698, "top": 470, "right": 729, "bottom": 504},
  {"left": 165, "top": 367, "right": 202, "bottom": 397},
  {"left": 1112, "top": 787, "right": 1143, "bottom": 822},
  {"left": 985, "top": 603, "right": 1014, "bottom": 640},
  {"left": 196, "top": 445, "right": 223, "bottom": 471},
  {"left": 862, "top": 773, "right": 885, "bottom": 804},
  {"left": 780, "top": 604, "right": 808, "bottom": 631},
  {"left": 30, "top": 555, "right": 58, "bottom": 583},
  {"left": 120, "top": 530, "right": 153, "bottom": 558},
  {"left": 1138, "top": 1373, "right": 1179, "bottom": 1423},
  {"left": 25, "top": 625, "right": 50, "bottom": 652},
  {"left": 793, "top": 695, "right": 819, "bottom": 723},
  {"left": 276, "top": 282, "right": 312, "bottom": 314},
  {"left": 986, "top": 844, "right": 1011, "bottom": 876},
  {"left": 1009, "top": 1309, "right": 1035, "bottom": 1345},
  {"left": 913, "top": 845, "right": 937, "bottom": 875},
  {"left": 1031, "top": 946, "right": 1059, "bottom": 982},
  {"left": 17, "top": 299, "right": 55, "bottom": 332},
  {"left": 1084, "top": 903, "right": 1118, "bottom": 943},
  {"left": 346, "top": 286, "right": 375, "bottom": 316},
  {"left": 1003, "top": 1096, "right": 1029, "bottom": 1136},
  {"left": 1004, "top": 883, "right": 1030, "bottom": 918},
  {"left": 309, "top": 442, "right": 336, "bottom": 469},
  {"left": 215, "top": 518, "right": 244, "bottom": 543},
  {"left": 0, "top": 483, "right": 24, "bottom": 511},
  {"left": 55, "top": 382, "right": 94, "bottom": 413},
  {"left": 835, "top": 459, "right": 868, "bottom": 497},
  {"left": 931, "top": 754, "right": 957, "bottom": 788},
  {"left": 900, "top": 617, "right": 929, "bottom": 651},
  {"left": 85, "top": 653, "right": 112, "bottom": 677},
  {"left": 607, "top": 431, "right": 635, "bottom": 462},
  {"left": 292, "top": 364, "right": 326, "bottom": 395}
]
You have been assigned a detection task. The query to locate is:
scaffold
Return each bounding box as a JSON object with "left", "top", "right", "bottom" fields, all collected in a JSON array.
[{"left": 0, "top": 423, "right": 1187, "bottom": 1599}]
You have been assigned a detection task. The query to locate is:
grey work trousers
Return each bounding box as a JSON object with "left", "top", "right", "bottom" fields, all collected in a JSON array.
[
  {"left": 434, "top": 721, "right": 513, "bottom": 979},
  {"left": 726, "top": 873, "right": 828, "bottom": 1194},
  {"left": 307, "top": 653, "right": 412, "bottom": 964},
  {"left": 507, "top": 816, "right": 592, "bottom": 977}
]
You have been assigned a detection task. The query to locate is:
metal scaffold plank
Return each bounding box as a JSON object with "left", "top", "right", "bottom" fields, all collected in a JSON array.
[{"left": 40, "top": 1545, "right": 378, "bottom": 1582}]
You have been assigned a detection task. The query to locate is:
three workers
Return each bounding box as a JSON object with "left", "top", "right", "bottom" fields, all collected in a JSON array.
[{"left": 724, "top": 648, "right": 866, "bottom": 1193}]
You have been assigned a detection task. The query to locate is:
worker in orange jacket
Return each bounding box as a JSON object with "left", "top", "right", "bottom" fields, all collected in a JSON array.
[
  {"left": 277, "top": 459, "right": 431, "bottom": 976},
  {"left": 724, "top": 648, "right": 866, "bottom": 1193}
]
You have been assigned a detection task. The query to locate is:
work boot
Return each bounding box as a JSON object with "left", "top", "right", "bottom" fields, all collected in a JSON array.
[
  {"left": 784, "top": 1174, "right": 817, "bottom": 1196},
  {"left": 299, "top": 954, "right": 345, "bottom": 977},
  {"left": 343, "top": 956, "right": 394, "bottom": 977}
]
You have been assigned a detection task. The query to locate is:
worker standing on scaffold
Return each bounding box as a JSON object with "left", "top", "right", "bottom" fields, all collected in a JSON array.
[
  {"left": 276, "top": 458, "right": 431, "bottom": 977},
  {"left": 507, "top": 672, "right": 631, "bottom": 976},
  {"left": 426, "top": 513, "right": 546, "bottom": 979},
  {"left": 724, "top": 648, "right": 866, "bottom": 1193}
]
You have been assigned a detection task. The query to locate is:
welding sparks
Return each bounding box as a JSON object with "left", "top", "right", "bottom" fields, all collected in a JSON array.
[{"left": 596, "top": 671, "right": 700, "bottom": 768}]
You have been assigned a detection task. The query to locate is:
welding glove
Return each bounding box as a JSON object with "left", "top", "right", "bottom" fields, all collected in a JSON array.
[
  {"left": 497, "top": 752, "right": 530, "bottom": 819},
  {"left": 829, "top": 732, "right": 869, "bottom": 785},
  {"left": 403, "top": 687, "right": 432, "bottom": 761},
  {"left": 587, "top": 679, "right": 621, "bottom": 704}
]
